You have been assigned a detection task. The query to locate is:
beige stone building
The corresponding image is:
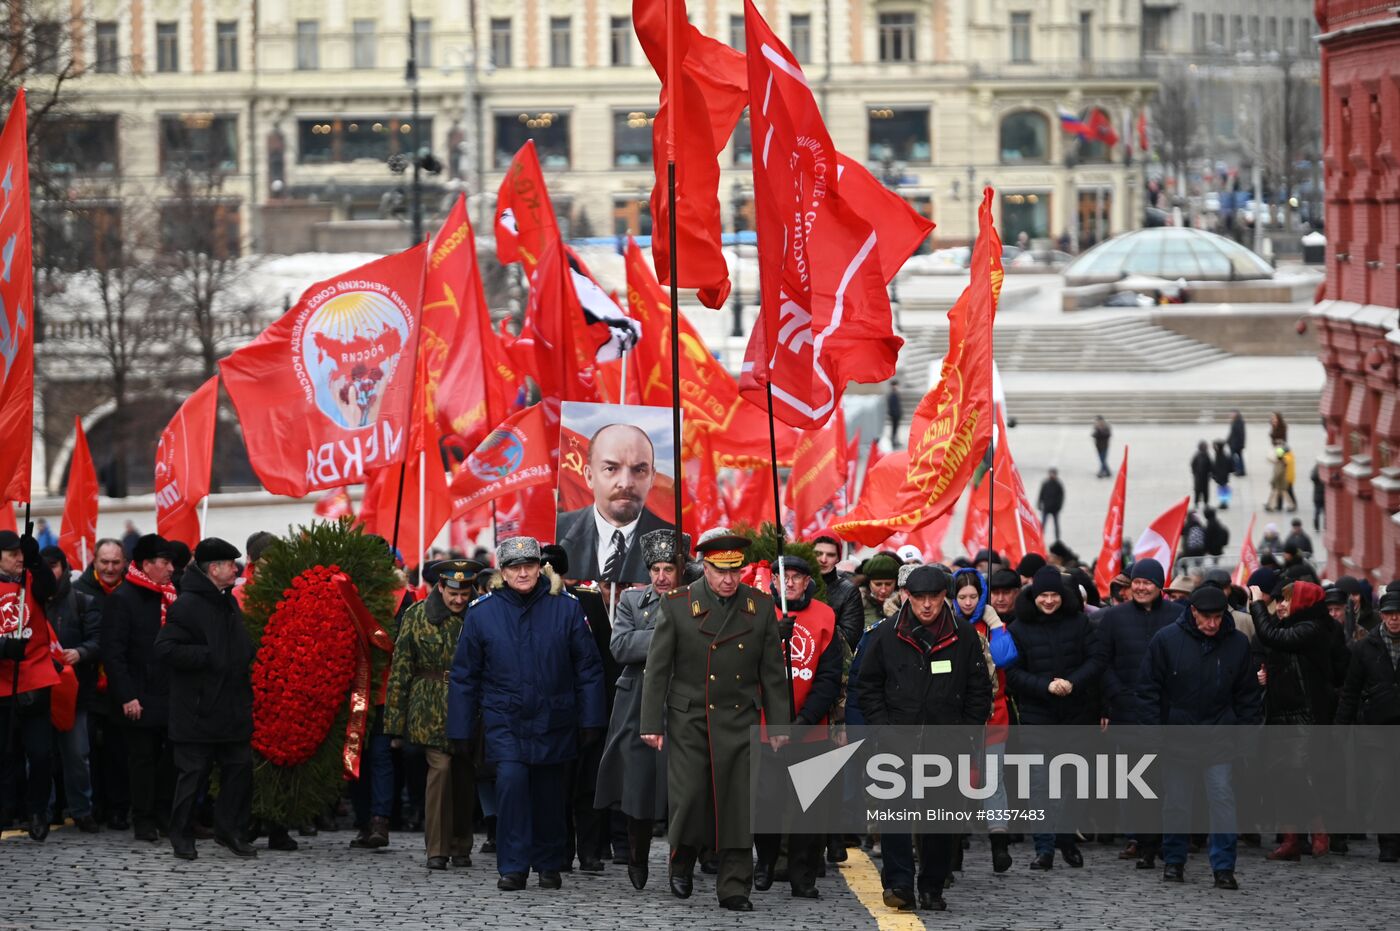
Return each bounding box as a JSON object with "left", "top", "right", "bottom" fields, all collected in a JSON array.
[{"left": 33, "top": 0, "right": 1155, "bottom": 259}]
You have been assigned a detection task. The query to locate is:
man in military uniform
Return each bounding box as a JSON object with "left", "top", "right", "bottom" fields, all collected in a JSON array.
[
  {"left": 640, "top": 528, "right": 790, "bottom": 912},
  {"left": 385, "top": 558, "right": 482, "bottom": 870}
]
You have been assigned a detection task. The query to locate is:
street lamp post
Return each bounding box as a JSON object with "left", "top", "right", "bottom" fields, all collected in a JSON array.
[{"left": 407, "top": 17, "right": 423, "bottom": 245}]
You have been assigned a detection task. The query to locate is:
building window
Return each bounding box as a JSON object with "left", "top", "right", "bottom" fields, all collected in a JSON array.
[
  {"left": 1002, "top": 192, "right": 1049, "bottom": 241},
  {"left": 494, "top": 111, "right": 570, "bottom": 169},
  {"left": 611, "top": 16, "right": 632, "bottom": 66},
  {"left": 296, "top": 20, "right": 319, "bottom": 70},
  {"left": 490, "top": 18, "right": 512, "bottom": 68},
  {"left": 353, "top": 20, "right": 377, "bottom": 69},
  {"left": 1211, "top": 14, "right": 1225, "bottom": 50},
  {"left": 1230, "top": 15, "right": 1243, "bottom": 51},
  {"left": 879, "top": 12, "right": 916, "bottom": 62},
  {"left": 36, "top": 203, "right": 123, "bottom": 271},
  {"left": 999, "top": 110, "right": 1049, "bottom": 163},
  {"left": 613, "top": 110, "right": 654, "bottom": 168},
  {"left": 790, "top": 13, "right": 811, "bottom": 63},
  {"left": 1142, "top": 10, "right": 1168, "bottom": 54},
  {"left": 94, "top": 21, "right": 118, "bottom": 73},
  {"left": 550, "top": 17, "right": 571, "bottom": 67},
  {"left": 732, "top": 109, "right": 751, "bottom": 166},
  {"left": 159, "top": 114, "right": 238, "bottom": 173},
  {"left": 40, "top": 116, "right": 120, "bottom": 175},
  {"left": 1078, "top": 12, "right": 1092, "bottom": 62},
  {"left": 1010, "top": 12, "right": 1031, "bottom": 63},
  {"left": 216, "top": 21, "right": 238, "bottom": 72},
  {"left": 1265, "top": 17, "right": 1278, "bottom": 51},
  {"left": 297, "top": 117, "right": 432, "bottom": 165},
  {"left": 730, "top": 15, "right": 745, "bottom": 53},
  {"left": 1190, "top": 14, "right": 1206, "bottom": 53},
  {"left": 156, "top": 21, "right": 179, "bottom": 73},
  {"left": 613, "top": 197, "right": 652, "bottom": 237},
  {"left": 1248, "top": 16, "right": 1260, "bottom": 49},
  {"left": 868, "top": 107, "right": 930, "bottom": 164},
  {"left": 32, "top": 21, "right": 62, "bottom": 74},
  {"left": 160, "top": 200, "right": 241, "bottom": 258},
  {"left": 1284, "top": 18, "right": 1296, "bottom": 54},
  {"left": 413, "top": 18, "right": 432, "bottom": 67},
  {"left": 1299, "top": 18, "right": 1312, "bottom": 52}
]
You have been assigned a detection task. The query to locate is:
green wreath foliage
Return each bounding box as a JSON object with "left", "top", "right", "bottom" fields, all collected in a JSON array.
[{"left": 735, "top": 522, "right": 828, "bottom": 606}]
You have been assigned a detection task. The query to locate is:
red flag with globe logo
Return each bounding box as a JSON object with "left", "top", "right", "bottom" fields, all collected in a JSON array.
[
  {"left": 449, "top": 404, "right": 555, "bottom": 516},
  {"left": 220, "top": 245, "right": 427, "bottom": 497}
]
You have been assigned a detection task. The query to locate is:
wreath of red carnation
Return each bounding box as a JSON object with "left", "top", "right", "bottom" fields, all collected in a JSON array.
[{"left": 251, "top": 564, "right": 358, "bottom": 767}]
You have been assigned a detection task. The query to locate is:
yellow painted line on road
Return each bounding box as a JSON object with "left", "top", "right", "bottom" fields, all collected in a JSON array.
[{"left": 840, "top": 848, "right": 926, "bottom": 931}]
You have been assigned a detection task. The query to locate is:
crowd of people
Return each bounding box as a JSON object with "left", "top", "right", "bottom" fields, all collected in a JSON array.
[{"left": 2, "top": 515, "right": 1398, "bottom": 915}]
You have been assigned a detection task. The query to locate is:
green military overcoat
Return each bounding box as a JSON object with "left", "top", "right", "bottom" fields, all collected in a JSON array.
[
  {"left": 384, "top": 589, "right": 463, "bottom": 752},
  {"left": 640, "top": 578, "right": 788, "bottom": 850}
]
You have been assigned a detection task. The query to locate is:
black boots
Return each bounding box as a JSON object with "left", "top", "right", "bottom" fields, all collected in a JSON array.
[
  {"left": 626, "top": 818, "right": 652, "bottom": 890},
  {"left": 990, "top": 833, "right": 1012, "bottom": 873}
]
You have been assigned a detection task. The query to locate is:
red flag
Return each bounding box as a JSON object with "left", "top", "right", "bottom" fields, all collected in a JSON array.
[
  {"left": 960, "top": 421, "right": 1045, "bottom": 567},
  {"left": 221, "top": 245, "right": 427, "bottom": 497},
  {"left": 843, "top": 429, "right": 862, "bottom": 506},
  {"left": 902, "top": 188, "right": 1001, "bottom": 523},
  {"left": 358, "top": 449, "right": 451, "bottom": 569},
  {"left": 785, "top": 408, "right": 847, "bottom": 536},
  {"left": 1093, "top": 448, "right": 1130, "bottom": 597},
  {"left": 831, "top": 451, "right": 924, "bottom": 548},
  {"left": 423, "top": 195, "right": 515, "bottom": 450},
  {"left": 154, "top": 376, "right": 219, "bottom": 548},
  {"left": 1233, "top": 514, "right": 1260, "bottom": 589},
  {"left": 491, "top": 483, "right": 557, "bottom": 543},
  {"left": 1132, "top": 495, "right": 1190, "bottom": 572},
  {"left": 494, "top": 141, "right": 559, "bottom": 274},
  {"left": 313, "top": 487, "right": 355, "bottom": 521},
  {"left": 724, "top": 468, "right": 777, "bottom": 532},
  {"left": 738, "top": 3, "right": 932, "bottom": 430},
  {"left": 449, "top": 405, "right": 555, "bottom": 516},
  {"left": 681, "top": 427, "right": 726, "bottom": 540},
  {"left": 886, "top": 511, "right": 952, "bottom": 565},
  {"left": 1087, "top": 107, "right": 1119, "bottom": 147},
  {"left": 634, "top": 0, "right": 747, "bottom": 309},
  {"left": 0, "top": 504, "right": 14, "bottom": 533},
  {"left": 522, "top": 239, "right": 606, "bottom": 404},
  {"left": 1136, "top": 109, "right": 1149, "bottom": 154},
  {"left": 0, "top": 90, "right": 34, "bottom": 503},
  {"left": 58, "top": 418, "right": 98, "bottom": 569}
]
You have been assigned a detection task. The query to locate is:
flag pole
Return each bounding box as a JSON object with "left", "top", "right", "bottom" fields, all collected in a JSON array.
[
  {"left": 391, "top": 240, "right": 430, "bottom": 554},
  {"left": 665, "top": 0, "right": 684, "bottom": 555},
  {"left": 417, "top": 448, "right": 426, "bottom": 578},
  {"left": 199, "top": 496, "right": 209, "bottom": 540},
  {"left": 764, "top": 383, "right": 796, "bottom": 723}
]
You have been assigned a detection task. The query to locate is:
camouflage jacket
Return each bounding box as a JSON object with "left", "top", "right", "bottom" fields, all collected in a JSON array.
[{"left": 384, "top": 589, "right": 462, "bottom": 751}]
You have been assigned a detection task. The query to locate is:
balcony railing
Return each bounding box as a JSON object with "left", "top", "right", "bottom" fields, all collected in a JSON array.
[{"left": 968, "top": 59, "right": 1156, "bottom": 80}]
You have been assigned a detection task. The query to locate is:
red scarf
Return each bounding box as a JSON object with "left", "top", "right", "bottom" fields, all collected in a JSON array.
[{"left": 125, "top": 564, "right": 177, "bottom": 624}]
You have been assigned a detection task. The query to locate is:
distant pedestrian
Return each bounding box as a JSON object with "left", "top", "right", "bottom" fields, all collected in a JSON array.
[
  {"left": 1190, "top": 442, "right": 1212, "bottom": 508},
  {"left": 887, "top": 379, "right": 903, "bottom": 448},
  {"left": 1203, "top": 508, "right": 1230, "bottom": 564},
  {"left": 1268, "top": 412, "right": 1288, "bottom": 447},
  {"left": 35, "top": 518, "right": 57, "bottom": 551},
  {"left": 1284, "top": 519, "right": 1313, "bottom": 557},
  {"left": 1092, "top": 416, "right": 1112, "bottom": 478},
  {"left": 1227, "top": 411, "right": 1247, "bottom": 476},
  {"left": 120, "top": 521, "right": 141, "bottom": 560},
  {"left": 1037, "top": 468, "right": 1065, "bottom": 542},
  {"left": 1211, "top": 441, "right": 1233, "bottom": 510},
  {"left": 1258, "top": 523, "right": 1283, "bottom": 556},
  {"left": 1310, "top": 465, "right": 1325, "bottom": 532}
]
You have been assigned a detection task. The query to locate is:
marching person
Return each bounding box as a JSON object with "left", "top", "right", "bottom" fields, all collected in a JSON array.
[
  {"left": 595, "top": 529, "right": 689, "bottom": 890},
  {"left": 446, "top": 537, "right": 606, "bottom": 892},
  {"left": 154, "top": 538, "right": 258, "bottom": 860},
  {"left": 101, "top": 533, "right": 178, "bottom": 843},
  {"left": 40, "top": 546, "right": 102, "bottom": 833},
  {"left": 74, "top": 537, "right": 131, "bottom": 829},
  {"left": 0, "top": 529, "right": 61, "bottom": 841},
  {"left": 1138, "top": 584, "right": 1262, "bottom": 890},
  {"left": 861, "top": 554, "right": 900, "bottom": 632},
  {"left": 854, "top": 566, "right": 993, "bottom": 911},
  {"left": 385, "top": 558, "right": 482, "bottom": 870},
  {"left": 753, "top": 555, "right": 843, "bottom": 899},
  {"left": 639, "top": 528, "right": 790, "bottom": 912},
  {"left": 1336, "top": 589, "right": 1400, "bottom": 862},
  {"left": 811, "top": 534, "right": 864, "bottom": 650}
]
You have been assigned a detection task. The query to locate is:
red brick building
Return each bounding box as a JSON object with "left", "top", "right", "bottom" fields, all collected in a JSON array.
[{"left": 1312, "top": 1, "right": 1400, "bottom": 584}]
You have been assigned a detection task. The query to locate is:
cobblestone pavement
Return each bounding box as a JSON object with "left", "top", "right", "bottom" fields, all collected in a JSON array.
[{"left": 4, "top": 825, "right": 1398, "bottom": 930}]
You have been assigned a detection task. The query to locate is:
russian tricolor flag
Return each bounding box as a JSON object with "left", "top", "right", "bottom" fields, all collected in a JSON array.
[{"left": 1057, "top": 105, "right": 1090, "bottom": 138}]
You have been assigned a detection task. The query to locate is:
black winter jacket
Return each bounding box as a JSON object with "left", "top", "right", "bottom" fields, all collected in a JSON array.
[
  {"left": 1137, "top": 613, "right": 1262, "bottom": 726},
  {"left": 47, "top": 574, "right": 102, "bottom": 709},
  {"left": 1251, "top": 599, "right": 1339, "bottom": 724},
  {"left": 1005, "top": 600, "right": 1102, "bottom": 724},
  {"left": 853, "top": 605, "right": 992, "bottom": 727},
  {"left": 153, "top": 567, "right": 255, "bottom": 743},
  {"left": 101, "top": 580, "right": 172, "bottom": 727},
  {"left": 1092, "top": 595, "right": 1184, "bottom": 723},
  {"left": 1335, "top": 627, "right": 1400, "bottom": 724},
  {"left": 823, "top": 570, "right": 866, "bottom": 651}
]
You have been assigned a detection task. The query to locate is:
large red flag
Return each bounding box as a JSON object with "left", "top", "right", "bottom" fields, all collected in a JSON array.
[
  {"left": 1132, "top": 495, "right": 1190, "bottom": 572},
  {"left": 313, "top": 487, "right": 356, "bottom": 521},
  {"left": 358, "top": 450, "right": 451, "bottom": 569},
  {"left": 738, "top": 2, "right": 933, "bottom": 430},
  {"left": 494, "top": 141, "right": 559, "bottom": 274},
  {"left": 490, "top": 482, "right": 557, "bottom": 544},
  {"left": 886, "top": 511, "right": 953, "bottom": 565},
  {"left": 449, "top": 405, "right": 555, "bottom": 516},
  {"left": 221, "top": 245, "right": 426, "bottom": 497},
  {"left": 1093, "top": 448, "right": 1130, "bottom": 597},
  {"left": 681, "top": 427, "right": 726, "bottom": 540},
  {"left": 960, "top": 421, "right": 1045, "bottom": 567},
  {"left": 154, "top": 376, "right": 219, "bottom": 548},
  {"left": 634, "top": 0, "right": 747, "bottom": 309},
  {"left": 831, "top": 451, "right": 925, "bottom": 548},
  {"left": 58, "top": 418, "right": 98, "bottom": 569},
  {"left": 523, "top": 239, "right": 605, "bottom": 403},
  {"left": 724, "top": 467, "right": 778, "bottom": 532},
  {"left": 0, "top": 90, "right": 34, "bottom": 503},
  {"left": 902, "top": 188, "right": 1001, "bottom": 521},
  {"left": 423, "top": 195, "right": 515, "bottom": 450},
  {"left": 785, "top": 407, "right": 848, "bottom": 536},
  {"left": 1232, "top": 514, "right": 1260, "bottom": 589},
  {"left": 0, "top": 503, "right": 14, "bottom": 533},
  {"left": 843, "top": 429, "right": 862, "bottom": 507}
]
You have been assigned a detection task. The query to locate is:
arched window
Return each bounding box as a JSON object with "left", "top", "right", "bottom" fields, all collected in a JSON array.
[{"left": 999, "top": 110, "right": 1049, "bottom": 163}]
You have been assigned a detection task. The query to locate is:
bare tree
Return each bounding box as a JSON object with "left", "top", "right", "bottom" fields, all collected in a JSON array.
[
  {"left": 1151, "top": 65, "right": 1200, "bottom": 194},
  {"left": 4, "top": 4, "right": 83, "bottom": 200}
]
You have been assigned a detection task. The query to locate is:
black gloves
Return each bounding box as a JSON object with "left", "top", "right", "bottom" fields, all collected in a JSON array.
[
  {"left": 0, "top": 636, "right": 26, "bottom": 661},
  {"left": 19, "top": 534, "right": 40, "bottom": 570},
  {"left": 777, "top": 615, "right": 796, "bottom": 641}
]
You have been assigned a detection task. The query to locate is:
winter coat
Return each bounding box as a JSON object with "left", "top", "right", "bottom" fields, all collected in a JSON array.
[
  {"left": 1037, "top": 477, "right": 1065, "bottom": 514},
  {"left": 1228, "top": 415, "right": 1246, "bottom": 455},
  {"left": 844, "top": 618, "right": 883, "bottom": 726},
  {"left": 853, "top": 603, "right": 992, "bottom": 727},
  {"left": 595, "top": 584, "right": 668, "bottom": 820},
  {"left": 1204, "top": 515, "right": 1230, "bottom": 557},
  {"left": 1335, "top": 627, "right": 1400, "bottom": 724},
  {"left": 1211, "top": 447, "right": 1233, "bottom": 486},
  {"left": 570, "top": 584, "right": 620, "bottom": 711},
  {"left": 47, "top": 574, "right": 102, "bottom": 709},
  {"left": 1251, "top": 594, "right": 1338, "bottom": 724},
  {"left": 73, "top": 564, "right": 120, "bottom": 609},
  {"left": 1004, "top": 600, "right": 1103, "bottom": 725},
  {"left": 101, "top": 581, "right": 172, "bottom": 728},
  {"left": 1191, "top": 450, "right": 1212, "bottom": 489},
  {"left": 384, "top": 589, "right": 465, "bottom": 752},
  {"left": 1284, "top": 530, "right": 1313, "bottom": 555},
  {"left": 1136, "top": 612, "right": 1262, "bottom": 727},
  {"left": 153, "top": 567, "right": 255, "bottom": 743},
  {"left": 823, "top": 570, "right": 866, "bottom": 651},
  {"left": 1092, "top": 595, "right": 1185, "bottom": 723},
  {"left": 446, "top": 568, "right": 606, "bottom": 765},
  {"left": 1283, "top": 449, "right": 1297, "bottom": 486},
  {"left": 1092, "top": 423, "right": 1111, "bottom": 454}
]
